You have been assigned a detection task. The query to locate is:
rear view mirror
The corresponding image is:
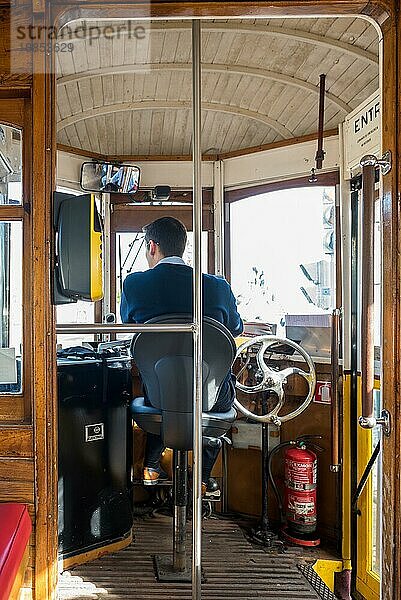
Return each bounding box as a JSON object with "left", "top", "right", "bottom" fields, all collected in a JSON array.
[{"left": 80, "top": 161, "right": 140, "bottom": 194}]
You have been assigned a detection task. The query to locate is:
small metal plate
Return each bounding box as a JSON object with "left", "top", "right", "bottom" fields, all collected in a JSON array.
[
  {"left": 298, "top": 564, "right": 339, "bottom": 600},
  {"left": 154, "top": 555, "right": 192, "bottom": 583},
  {"left": 85, "top": 422, "right": 104, "bottom": 442}
]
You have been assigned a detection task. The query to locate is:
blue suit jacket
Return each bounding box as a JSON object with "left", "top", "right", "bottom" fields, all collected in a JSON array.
[{"left": 120, "top": 263, "right": 243, "bottom": 407}]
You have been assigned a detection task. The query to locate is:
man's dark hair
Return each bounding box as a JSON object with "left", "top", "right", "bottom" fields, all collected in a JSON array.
[{"left": 143, "top": 217, "right": 187, "bottom": 257}]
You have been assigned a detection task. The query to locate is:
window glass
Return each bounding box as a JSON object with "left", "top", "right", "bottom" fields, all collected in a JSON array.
[
  {"left": 230, "top": 186, "right": 335, "bottom": 336},
  {"left": 0, "top": 221, "right": 23, "bottom": 393},
  {"left": 116, "top": 231, "right": 209, "bottom": 322},
  {"left": 56, "top": 302, "right": 95, "bottom": 349},
  {"left": 0, "top": 125, "right": 22, "bottom": 205}
]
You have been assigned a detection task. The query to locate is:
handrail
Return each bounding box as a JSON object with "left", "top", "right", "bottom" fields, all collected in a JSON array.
[
  {"left": 330, "top": 308, "right": 341, "bottom": 471},
  {"left": 359, "top": 159, "right": 376, "bottom": 429},
  {"left": 56, "top": 323, "right": 194, "bottom": 334}
]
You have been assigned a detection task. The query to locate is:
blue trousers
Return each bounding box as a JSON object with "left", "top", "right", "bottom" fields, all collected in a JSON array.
[{"left": 144, "top": 373, "right": 235, "bottom": 481}]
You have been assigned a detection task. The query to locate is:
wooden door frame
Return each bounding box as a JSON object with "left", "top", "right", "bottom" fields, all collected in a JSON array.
[{"left": 34, "top": 2, "right": 398, "bottom": 598}]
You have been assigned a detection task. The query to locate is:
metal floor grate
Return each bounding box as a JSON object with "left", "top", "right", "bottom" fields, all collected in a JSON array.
[
  {"left": 298, "top": 564, "right": 339, "bottom": 600},
  {"left": 59, "top": 515, "right": 322, "bottom": 599}
]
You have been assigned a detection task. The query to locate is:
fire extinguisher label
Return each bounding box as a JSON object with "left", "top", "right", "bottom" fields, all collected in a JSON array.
[
  {"left": 289, "top": 500, "right": 315, "bottom": 515},
  {"left": 285, "top": 460, "right": 317, "bottom": 487}
]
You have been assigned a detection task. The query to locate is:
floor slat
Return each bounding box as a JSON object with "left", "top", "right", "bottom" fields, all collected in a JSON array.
[{"left": 59, "top": 515, "right": 321, "bottom": 599}]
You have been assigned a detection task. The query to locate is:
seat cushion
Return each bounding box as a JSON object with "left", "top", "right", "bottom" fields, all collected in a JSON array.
[
  {"left": 202, "top": 407, "right": 237, "bottom": 438},
  {"left": 131, "top": 396, "right": 236, "bottom": 442},
  {"left": 206, "top": 407, "right": 236, "bottom": 422},
  {"left": 131, "top": 397, "right": 163, "bottom": 436},
  {"left": 0, "top": 503, "right": 31, "bottom": 600},
  {"left": 131, "top": 396, "right": 162, "bottom": 416}
]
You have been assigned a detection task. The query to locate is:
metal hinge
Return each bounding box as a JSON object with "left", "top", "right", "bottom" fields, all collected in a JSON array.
[{"left": 359, "top": 409, "right": 391, "bottom": 436}]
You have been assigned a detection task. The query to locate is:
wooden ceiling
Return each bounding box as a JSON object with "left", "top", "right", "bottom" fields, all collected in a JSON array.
[{"left": 56, "top": 17, "right": 379, "bottom": 157}]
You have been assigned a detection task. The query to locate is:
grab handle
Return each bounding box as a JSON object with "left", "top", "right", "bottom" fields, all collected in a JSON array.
[
  {"left": 330, "top": 308, "right": 341, "bottom": 471},
  {"left": 359, "top": 159, "right": 376, "bottom": 429},
  {"left": 358, "top": 154, "right": 391, "bottom": 436}
]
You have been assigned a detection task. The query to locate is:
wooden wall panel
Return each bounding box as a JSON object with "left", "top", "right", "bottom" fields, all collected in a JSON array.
[
  {"left": 0, "top": 7, "right": 32, "bottom": 87},
  {"left": 0, "top": 99, "right": 26, "bottom": 126},
  {"left": 0, "top": 459, "right": 34, "bottom": 481},
  {"left": 227, "top": 363, "right": 339, "bottom": 544},
  {"left": 381, "top": 14, "right": 401, "bottom": 600},
  {"left": 0, "top": 481, "right": 34, "bottom": 503},
  {"left": 0, "top": 426, "right": 33, "bottom": 457},
  {"left": 112, "top": 204, "right": 213, "bottom": 231},
  {"left": 281, "top": 399, "right": 339, "bottom": 543},
  {"left": 0, "top": 397, "right": 25, "bottom": 421}
]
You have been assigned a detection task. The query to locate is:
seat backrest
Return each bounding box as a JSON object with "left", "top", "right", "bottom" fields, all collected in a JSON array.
[{"left": 130, "top": 314, "right": 236, "bottom": 449}]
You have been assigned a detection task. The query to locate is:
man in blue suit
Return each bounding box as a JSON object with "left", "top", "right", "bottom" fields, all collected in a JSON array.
[{"left": 121, "top": 217, "right": 243, "bottom": 498}]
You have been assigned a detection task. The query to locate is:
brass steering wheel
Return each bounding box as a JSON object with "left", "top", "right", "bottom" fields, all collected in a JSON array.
[{"left": 234, "top": 335, "right": 316, "bottom": 426}]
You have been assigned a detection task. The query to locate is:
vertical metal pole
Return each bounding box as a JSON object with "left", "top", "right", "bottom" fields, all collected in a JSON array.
[
  {"left": 350, "top": 181, "right": 360, "bottom": 597},
  {"left": 191, "top": 19, "right": 203, "bottom": 600},
  {"left": 173, "top": 450, "right": 188, "bottom": 572},
  {"left": 260, "top": 392, "right": 270, "bottom": 534},
  {"left": 221, "top": 443, "right": 228, "bottom": 514},
  {"left": 213, "top": 160, "right": 224, "bottom": 276},
  {"left": 330, "top": 307, "right": 341, "bottom": 471}
]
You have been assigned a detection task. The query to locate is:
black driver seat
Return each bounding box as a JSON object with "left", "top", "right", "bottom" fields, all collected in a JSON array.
[
  {"left": 129, "top": 314, "right": 237, "bottom": 580},
  {"left": 130, "top": 315, "right": 237, "bottom": 449}
]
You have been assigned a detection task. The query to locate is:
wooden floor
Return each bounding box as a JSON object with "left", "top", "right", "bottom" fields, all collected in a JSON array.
[{"left": 59, "top": 515, "right": 323, "bottom": 599}]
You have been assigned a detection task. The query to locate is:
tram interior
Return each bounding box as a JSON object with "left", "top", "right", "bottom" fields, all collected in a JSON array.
[{"left": 0, "top": 14, "right": 382, "bottom": 600}]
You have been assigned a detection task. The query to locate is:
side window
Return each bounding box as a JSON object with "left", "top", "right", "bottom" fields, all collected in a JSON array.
[
  {"left": 0, "top": 125, "right": 22, "bottom": 205},
  {"left": 0, "top": 124, "right": 23, "bottom": 393},
  {"left": 229, "top": 186, "right": 336, "bottom": 340}
]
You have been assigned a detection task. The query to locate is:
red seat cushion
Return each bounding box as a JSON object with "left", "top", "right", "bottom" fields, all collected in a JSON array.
[{"left": 0, "top": 504, "right": 32, "bottom": 600}]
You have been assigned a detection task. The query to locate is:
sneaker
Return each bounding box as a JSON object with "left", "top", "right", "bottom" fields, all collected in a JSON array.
[
  {"left": 202, "top": 478, "right": 221, "bottom": 500},
  {"left": 143, "top": 467, "right": 169, "bottom": 486}
]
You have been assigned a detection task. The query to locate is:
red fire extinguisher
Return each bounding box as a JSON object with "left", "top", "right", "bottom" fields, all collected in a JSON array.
[{"left": 268, "top": 436, "right": 323, "bottom": 547}]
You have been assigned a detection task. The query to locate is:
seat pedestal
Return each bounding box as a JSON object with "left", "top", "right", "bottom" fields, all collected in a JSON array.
[
  {"left": 154, "top": 555, "right": 192, "bottom": 582},
  {"left": 155, "top": 450, "right": 192, "bottom": 583}
]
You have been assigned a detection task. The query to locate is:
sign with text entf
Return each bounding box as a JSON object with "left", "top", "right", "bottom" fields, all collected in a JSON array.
[{"left": 342, "top": 90, "right": 380, "bottom": 176}]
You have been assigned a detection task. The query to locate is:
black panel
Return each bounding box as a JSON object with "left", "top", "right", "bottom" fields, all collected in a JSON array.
[
  {"left": 57, "top": 194, "right": 91, "bottom": 298},
  {"left": 57, "top": 355, "right": 133, "bottom": 559}
]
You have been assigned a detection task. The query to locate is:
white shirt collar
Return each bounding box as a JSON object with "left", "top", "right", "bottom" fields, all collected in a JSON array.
[{"left": 156, "top": 256, "right": 187, "bottom": 266}]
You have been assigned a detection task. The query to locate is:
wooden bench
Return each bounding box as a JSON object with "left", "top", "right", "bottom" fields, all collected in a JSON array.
[{"left": 0, "top": 504, "right": 31, "bottom": 600}]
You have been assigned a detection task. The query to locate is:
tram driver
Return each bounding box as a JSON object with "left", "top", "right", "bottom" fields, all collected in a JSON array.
[{"left": 121, "top": 216, "right": 243, "bottom": 499}]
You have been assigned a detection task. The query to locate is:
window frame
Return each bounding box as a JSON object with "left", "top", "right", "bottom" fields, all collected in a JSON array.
[
  {"left": 224, "top": 172, "right": 339, "bottom": 282},
  {"left": 0, "top": 99, "right": 32, "bottom": 421}
]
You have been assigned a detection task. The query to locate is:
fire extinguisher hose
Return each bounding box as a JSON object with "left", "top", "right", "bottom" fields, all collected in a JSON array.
[{"left": 267, "top": 441, "right": 294, "bottom": 523}]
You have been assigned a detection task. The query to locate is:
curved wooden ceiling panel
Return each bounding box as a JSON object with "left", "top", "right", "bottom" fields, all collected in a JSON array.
[{"left": 56, "top": 17, "right": 379, "bottom": 157}]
